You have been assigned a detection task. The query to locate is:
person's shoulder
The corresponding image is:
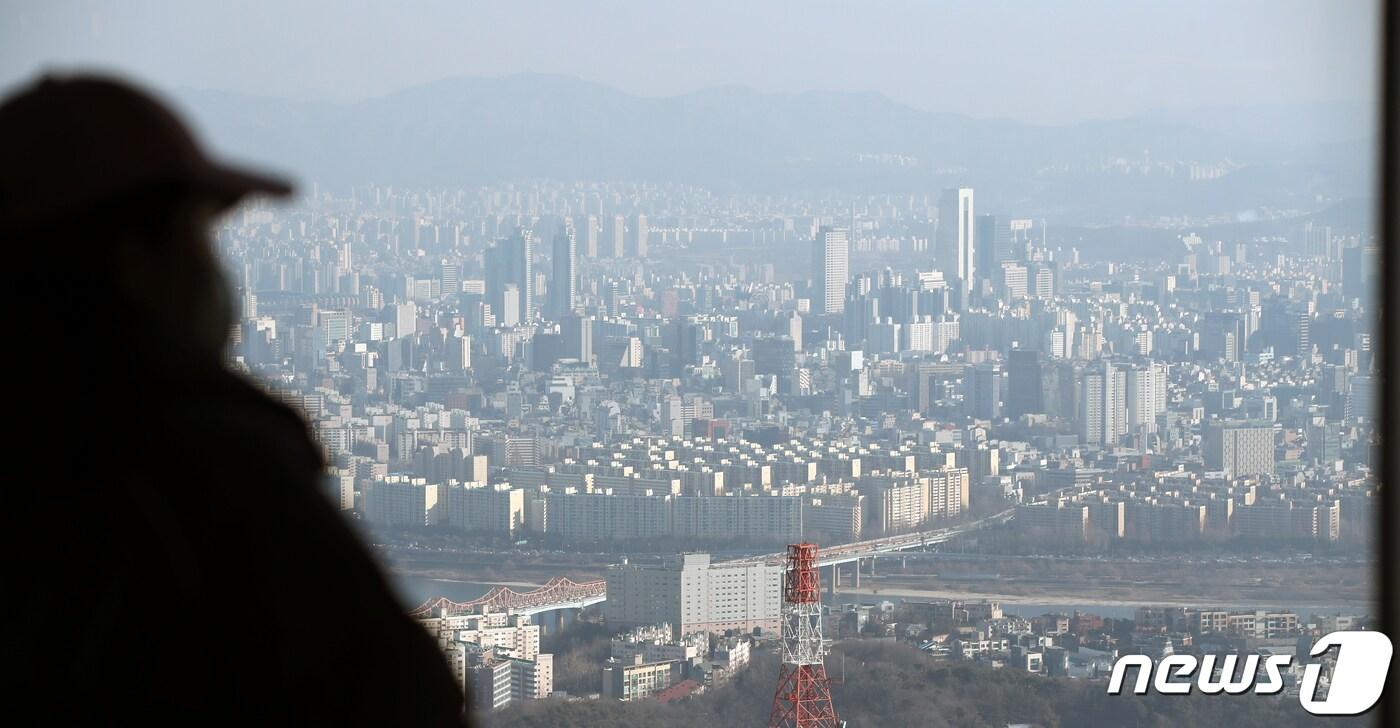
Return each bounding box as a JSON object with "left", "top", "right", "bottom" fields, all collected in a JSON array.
[
  {"left": 192, "top": 370, "right": 325, "bottom": 464},
  {"left": 213, "top": 370, "right": 309, "bottom": 421}
]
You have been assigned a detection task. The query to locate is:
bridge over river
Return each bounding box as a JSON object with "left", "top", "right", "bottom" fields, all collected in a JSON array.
[{"left": 410, "top": 508, "right": 1015, "bottom": 616}]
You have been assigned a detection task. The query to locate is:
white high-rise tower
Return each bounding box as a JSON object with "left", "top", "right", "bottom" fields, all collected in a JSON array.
[
  {"left": 1079, "top": 361, "right": 1127, "bottom": 446},
  {"left": 1125, "top": 362, "right": 1168, "bottom": 433},
  {"left": 811, "top": 226, "right": 849, "bottom": 315},
  {"left": 936, "top": 187, "right": 975, "bottom": 309}
]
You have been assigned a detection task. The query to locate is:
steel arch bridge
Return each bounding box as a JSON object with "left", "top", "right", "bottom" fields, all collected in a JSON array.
[{"left": 408, "top": 577, "right": 607, "bottom": 618}]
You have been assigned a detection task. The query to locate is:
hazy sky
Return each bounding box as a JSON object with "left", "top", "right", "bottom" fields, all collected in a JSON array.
[{"left": 0, "top": 0, "right": 1379, "bottom": 124}]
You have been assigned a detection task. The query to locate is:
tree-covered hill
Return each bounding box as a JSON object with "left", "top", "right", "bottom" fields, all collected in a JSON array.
[{"left": 483, "top": 641, "right": 1372, "bottom": 728}]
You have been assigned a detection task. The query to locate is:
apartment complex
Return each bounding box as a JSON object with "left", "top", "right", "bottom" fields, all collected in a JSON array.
[{"left": 418, "top": 609, "right": 554, "bottom": 710}]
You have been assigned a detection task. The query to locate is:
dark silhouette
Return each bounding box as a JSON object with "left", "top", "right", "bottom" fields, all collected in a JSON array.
[{"left": 2, "top": 76, "right": 465, "bottom": 724}]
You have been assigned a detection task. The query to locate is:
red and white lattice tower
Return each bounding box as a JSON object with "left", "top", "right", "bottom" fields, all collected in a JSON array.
[{"left": 768, "top": 543, "right": 841, "bottom": 728}]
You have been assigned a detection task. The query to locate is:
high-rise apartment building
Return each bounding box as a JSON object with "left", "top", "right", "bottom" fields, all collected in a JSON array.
[
  {"left": 1125, "top": 362, "right": 1168, "bottom": 433},
  {"left": 515, "top": 229, "right": 534, "bottom": 322},
  {"left": 633, "top": 213, "right": 648, "bottom": 258},
  {"left": 363, "top": 475, "right": 439, "bottom": 527},
  {"left": 581, "top": 214, "right": 599, "bottom": 257},
  {"left": 465, "top": 657, "right": 512, "bottom": 711},
  {"left": 811, "top": 226, "right": 849, "bottom": 315},
  {"left": 610, "top": 214, "right": 626, "bottom": 257},
  {"left": 442, "top": 482, "right": 526, "bottom": 536},
  {"left": 1079, "top": 362, "right": 1126, "bottom": 446}
]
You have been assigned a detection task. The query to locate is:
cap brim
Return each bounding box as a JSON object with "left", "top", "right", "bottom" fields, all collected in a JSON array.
[{"left": 193, "top": 159, "right": 294, "bottom": 206}]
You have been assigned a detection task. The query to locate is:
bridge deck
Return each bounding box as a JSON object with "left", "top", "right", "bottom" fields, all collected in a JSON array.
[
  {"left": 721, "top": 508, "right": 1015, "bottom": 566},
  {"left": 408, "top": 577, "right": 606, "bottom": 617}
]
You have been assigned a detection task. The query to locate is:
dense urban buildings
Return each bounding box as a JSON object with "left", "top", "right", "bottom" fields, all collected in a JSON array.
[
  {"left": 418, "top": 609, "right": 555, "bottom": 710},
  {"left": 215, "top": 176, "right": 1379, "bottom": 716},
  {"left": 215, "top": 179, "right": 1377, "bottom": 557}
]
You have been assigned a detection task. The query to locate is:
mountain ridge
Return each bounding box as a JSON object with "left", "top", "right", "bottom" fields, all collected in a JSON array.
[{"left": 171, "top": 73, "right": 1371, "bottom": 223}]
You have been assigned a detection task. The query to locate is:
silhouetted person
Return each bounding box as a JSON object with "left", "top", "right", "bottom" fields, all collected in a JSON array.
[{"left": 2, "top": 76, "right": 465, "bottom": 724}]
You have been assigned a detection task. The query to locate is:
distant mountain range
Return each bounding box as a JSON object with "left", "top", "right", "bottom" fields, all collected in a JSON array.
[{"left": 172, "top": 73, "right": 1374, "bottom": 225}]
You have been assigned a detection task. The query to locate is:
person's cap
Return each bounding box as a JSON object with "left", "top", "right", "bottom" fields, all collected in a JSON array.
[{"left": 0, "top": 73, "right": 292, "bottom": 228}]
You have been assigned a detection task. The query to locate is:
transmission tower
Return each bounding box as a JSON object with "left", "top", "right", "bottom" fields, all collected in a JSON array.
[{"left": 768, "top": 542, "right": 841, "bottom": 728}]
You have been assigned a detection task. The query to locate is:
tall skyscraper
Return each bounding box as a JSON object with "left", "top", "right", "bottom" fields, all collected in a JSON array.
[
  {"left": 1125, "top": 362, "right": 1168, "bottom": 433},
  {"left": 499, "top": 283, "right": 521, "bottom": 326},
  {"left": 581, "top": 214, "right": 599, "bottom": 258},
  {"left": 975, "top": 214, "right": 1014, "bottom": 295},
  {"left": 390, "top": 302, "right": 417, "bottom": 340},
  {"left": 936, "top": 187, "right": 975, "bottom": 309},
  {"left": 786, "top": 311, "right": 803, "bottom": 352},
  {"left": 484, "top": 229, "right": 534, "bottom": 324},
  {"left": 1342, "top": 244, "right": 1378, "bottom": 301},
  {"left": 516, "top": 228, "right": 534, "bottom": 322},
  {"left": 672, "top": 316, "right": 701, "bottom": 376},
  {"left": 484, "top": 241, "right": 509, "bottom": 319},
  {"left": 811, "top": 226, "right": 849, "bottom": 315},
  {"left": 633, "top": 213, "right": 648, "bottom": 258},
  {"left": 969, "top": 363, "right": 1004, "bottom": 420},
  {"left": 550, "top": 222, "right": 576, "bottom": 320},
  {"left": 1007, "top": 349, "right": 1044, "bottom": 417}
]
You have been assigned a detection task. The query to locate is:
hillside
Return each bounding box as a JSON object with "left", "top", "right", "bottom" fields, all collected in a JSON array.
[{"left": 482, "top": 641, "right": 1369, "bottom": 728}]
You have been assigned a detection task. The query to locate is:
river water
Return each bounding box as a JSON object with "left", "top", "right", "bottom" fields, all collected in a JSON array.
[{"left": 391, "top": 574, "right": 497, "bottom": 608}]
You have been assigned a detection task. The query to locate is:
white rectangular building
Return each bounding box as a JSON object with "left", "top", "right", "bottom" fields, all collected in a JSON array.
[{"left": 605, "top": 553, "right": 783, "bottom": 636}]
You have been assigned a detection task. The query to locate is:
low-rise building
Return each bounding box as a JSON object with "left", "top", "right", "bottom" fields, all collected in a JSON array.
[{"left": 601, "top": 656, "right": 681, "bottom": 701}]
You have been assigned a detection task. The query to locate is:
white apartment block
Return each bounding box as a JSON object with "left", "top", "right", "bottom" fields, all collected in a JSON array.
[
  {"left": 511, "top": 653, "right": 553, "bottom": 701},
  {"left": 363, "top": 475, "right": 438, "bottom": 527},
  {"left": 671, "top": 494, "right": 802, "bottom": 542},
  {"left": 606, "top": 553, "right": 782, "bottom": 636},
  {"left": 442, "top": 481, "right": 525, "bottom": 535},
  {"left": 545, "top": 490, "right": 673, "bottom": 540}
]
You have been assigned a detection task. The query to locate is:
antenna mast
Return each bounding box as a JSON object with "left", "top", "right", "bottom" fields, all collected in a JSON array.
[{"left": 767, "top": 543, "right": 841, "bottom": 728}]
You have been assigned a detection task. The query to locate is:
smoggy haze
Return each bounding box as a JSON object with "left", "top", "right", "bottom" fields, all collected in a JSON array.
[{"left": 0, "top": 0, "right": 1380, "bottom": 124}]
